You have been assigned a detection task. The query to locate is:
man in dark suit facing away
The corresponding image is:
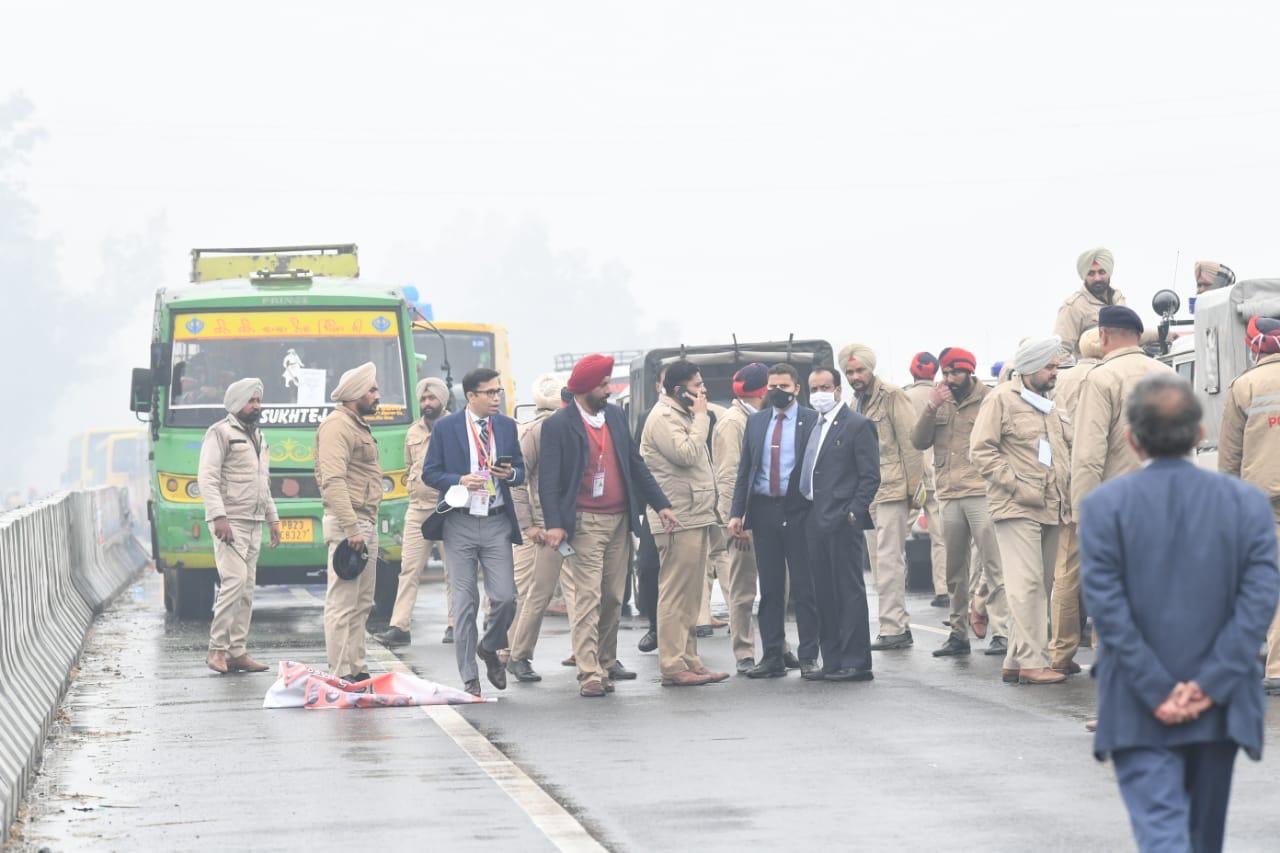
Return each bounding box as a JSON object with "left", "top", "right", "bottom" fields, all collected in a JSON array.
[
  {"left": 796, "top": 364, "right": 881, "bottom": 681},
  {"left": 1081, "top": 374, "right": 1278, "bottom": 853}
]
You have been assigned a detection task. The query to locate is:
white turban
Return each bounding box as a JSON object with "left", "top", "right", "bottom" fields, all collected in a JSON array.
[
  {"left": 1077, "top": 327, "right": 1103, "bottom": 360},
  {"left": 1076, "top": 247, "right": 1114, "bottom": 280},
  {"left": 331, "top": 362, "right": 377, "bottom": 402},
  {"left": 1014, "top": 336, "right": 1062, "bottom": 376},
  {"left": 416, "top": 376, "right": 449, "bottom": 405},
  {"left": 223, "top": 377, "right": 263, "bottom": 414},
  {"left": 838, "top": 343, "right": 877, "bottom": 373},
  {"left": 531, "top": 372, "right": 566, "bottom": 410}
]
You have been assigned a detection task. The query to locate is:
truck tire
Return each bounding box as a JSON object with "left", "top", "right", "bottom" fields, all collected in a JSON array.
[
  {"left": 165, "top": 567, "right": 217, "bottom": 619},
  {"left": 373, "top": 558, "right": 399, "bottom": 622}
]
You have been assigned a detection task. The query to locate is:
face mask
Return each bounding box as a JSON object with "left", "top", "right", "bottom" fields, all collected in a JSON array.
[
  {"left": 809, "top": 391, "right": 837, "bottom": 414},
  {"left": 767, "top": 388, "right": 795, "bottom": 409}
]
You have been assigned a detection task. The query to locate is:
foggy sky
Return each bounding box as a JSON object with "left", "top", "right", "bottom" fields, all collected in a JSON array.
[{"left": 5, "top": 1, "right": 1279, "bottom": 493}]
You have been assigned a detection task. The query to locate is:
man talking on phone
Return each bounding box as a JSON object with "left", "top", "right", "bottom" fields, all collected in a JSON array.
[
  {"left": 422, "top": 367, "right": 525, "bottom": 696},
  {"left": 539, "top": 354, "right": 676, "bottom": 697}
]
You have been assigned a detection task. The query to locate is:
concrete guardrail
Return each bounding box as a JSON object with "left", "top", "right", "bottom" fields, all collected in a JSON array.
[{"left": 0, "top": 487, "right": 149, "bottom": 831}]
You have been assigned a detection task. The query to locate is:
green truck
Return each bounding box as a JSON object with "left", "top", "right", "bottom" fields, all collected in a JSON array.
[{"left": 129, "top": 245, "right": 416, "bottom": 617}]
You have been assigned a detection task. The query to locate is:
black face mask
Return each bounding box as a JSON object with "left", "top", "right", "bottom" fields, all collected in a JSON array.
[{"left": 767, "top": 388, "right": 795, "bottom": 409}]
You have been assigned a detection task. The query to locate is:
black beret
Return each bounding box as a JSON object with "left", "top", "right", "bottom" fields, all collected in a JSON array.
[{"left": 1098, "top": 305, "right": 1143, "bottom": 335}]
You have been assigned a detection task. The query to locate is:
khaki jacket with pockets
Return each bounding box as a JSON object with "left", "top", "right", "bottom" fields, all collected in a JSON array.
[
  {"left": 1070, "top": 346, "right": 1175, "bottom": 517},
  {"left": 1054, "top": 285, "right": 1128, "bottom": 360},
  {"left": 404, "top": 418, "right": 439, "bottom": 511},
  {"left": 198, "top": 414, "right": 278, "bottom": 523},
  {"left": 903, "top": 380, "right": 937, "bottom": 495},
  {"left": 713, "top": 399, "right": 753, "bottom": 522},
  {"left": 969, "top": 377, "right": 1072, "bottom": 525},
  {"left": 1219, "top": 353, "right": 1280, "bottom": 520},
  {"left": 857, "top": 377, "right": 923, "bottom": 505},
  {"left": 512, "top": 408, "right": 555, "bottom": 531},
  {"left": 911, "top": 379, "right": 993, "bottom": 501},
  {"left": 316, "top": 405, "right": 383, "bottom": 540},
  {"left": 640, "top": 395, "right": 718, "bottom": 530}
]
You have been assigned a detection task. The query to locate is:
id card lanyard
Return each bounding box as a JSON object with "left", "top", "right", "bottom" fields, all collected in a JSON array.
[
  {"left": 583, "top": 419, "right": 611, "bottom": 498},
  {"left": 467, "top": 416, "right": 498, "bottom": 514}
]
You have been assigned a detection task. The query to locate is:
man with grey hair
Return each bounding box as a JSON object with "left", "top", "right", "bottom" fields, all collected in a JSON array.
[
  {"left": 1081, "top": 373, "right": 1278, "bottom": 852},
  {"left": 199, "top": 378, "right": 281, "bottom": 673},
  {"left": 971, "top": 336, "right": 1072, "bottom": 685},
  {"left": 376, "top": 376, "right": 449, "bottom": 647}
]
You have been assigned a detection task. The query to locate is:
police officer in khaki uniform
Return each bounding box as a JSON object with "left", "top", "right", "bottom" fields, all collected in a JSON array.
[
  {"left": 903, "top": 352, "right": 949, "bottom": 607},
  {"left": 375, "top": 376, "right": 448, "bottom": 647},
  {"left": 641, "top": 360, "right": 729, "bottom": 687},
  {"left": 971, "top": 336, "right": 1072, "bottom": 685},
  {"left": 316, "top": 362, "right": 383, "bottom": 680},
  {"left": 840, "top": 344, "right": 923, "bottom": 651},
  {"left": 1071, "top": 306, "right": 1176, "bottom": 519},
  {"left": 912, "top": 347, "right": 1010, "bottom": 658},
  {"left": 199, "top": 377, "right": 280, "bottom": 674},
  {"left": 1218, "top": 316, "right": 1280, "bottom": 695},
  {"left": 1054, "top": 247, "right": 1129, "bottom": 362}
]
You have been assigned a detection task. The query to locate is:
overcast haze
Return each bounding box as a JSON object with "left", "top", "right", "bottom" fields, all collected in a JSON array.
[{"left": 4, "top": 1, "right": 1278, "bottom": 494}]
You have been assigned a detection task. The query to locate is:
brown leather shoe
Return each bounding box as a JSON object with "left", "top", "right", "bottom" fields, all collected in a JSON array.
[
  {"left": 1019, "top": 667, "right": 1067, "bottom": 685},
  {"left": 207, "top": 650, "right": 229, "bottom": 674},
  {"left": 226, "top": 654, "right": 270, "bottom": 673},
  {"left": 661, "top": 670, "right": 713, "bottom": 687},
  {"left": 561, "top": 654, "right": 576, "bottom": 667},
  {"left": 1051, "top": 660, "right": 1082, "bottom": 675},
  {"left": 1001, "top": 668, "right": 1019, "bottom": 684},
  {"left": 604, "top": 678, "right": 616, "bottom": 693},
  {"left": 969, "top": 606, "right": 988, "bottom": 639},
  {"left": 579, "top": 678, "right": 607, "bottom": 697},
  {"left": 691, "top": 665, "right": 730, "bottom": 683}
]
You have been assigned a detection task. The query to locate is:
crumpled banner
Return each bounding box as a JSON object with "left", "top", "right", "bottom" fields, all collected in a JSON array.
[{"left": 263, "top": 661, "right": 494, "bottom": 708}]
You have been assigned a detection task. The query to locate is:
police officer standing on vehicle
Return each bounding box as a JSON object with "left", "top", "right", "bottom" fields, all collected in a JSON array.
[
  {"left": 200, "top": 378, "right": 280, "bottom": 674},
  {"left": 316, "top": 362, "right": 384, "bottom": 681}
]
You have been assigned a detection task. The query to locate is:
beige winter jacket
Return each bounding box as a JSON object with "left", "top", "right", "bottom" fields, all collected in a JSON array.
[
  {"left": 1219, "top": 353, "right": 1280, "bottom": 521},
  {"left": 198, "top": 414, "right": 278, "bottom": 523},
  {"left": 316, "top": 405, "right": 383, "bottom": 539},
  {"left": 641, "top": 395, "right": 718, "bottom": 530},
  {"left": 1054, "top": 285, "right": 1128, "bottom": 360},
  {"left": 512, "top": 408, "right": 555, "bottom": 530},
  {"left": 856, "top": 376, "right": 923, "bottom": 505},
  {"left": 903, "top": 380, "right": 937, "bottom": 495},
  {"left": 911, "top": 379, "right": 993, "bottom": 501},
  {"left": 713, "top": 398, "right": 754, "bottom": 522},
  {"left": 404, "top": 419, "right": 439, "bottom": 511}
]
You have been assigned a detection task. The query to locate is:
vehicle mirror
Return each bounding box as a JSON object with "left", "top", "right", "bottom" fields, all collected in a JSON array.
[
  {"left": 1151, "top": 289, "right": 1181, "bottom": 319},
  {"left": 130, "top": 367, "right": 153, "bottom": 413},
  {"left": 150, "top": 342, "right": 173, "bottom": 385}
]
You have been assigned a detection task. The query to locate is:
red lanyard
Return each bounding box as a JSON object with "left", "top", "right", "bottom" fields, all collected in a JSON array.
[
  {"left": 583, "top": 419, "right": 611, "bottom": 474},
  {"left": 468, "top": 416, "right": 495, "bottom": 468}
]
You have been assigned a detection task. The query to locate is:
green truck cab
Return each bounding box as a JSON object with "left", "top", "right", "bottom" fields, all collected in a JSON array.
[{"left": 129, "top": 245, "right": 416, "bottom": 617}]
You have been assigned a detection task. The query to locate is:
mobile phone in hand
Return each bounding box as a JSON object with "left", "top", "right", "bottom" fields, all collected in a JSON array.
[
  {"left": 558, "top": 542, "right": 576, "bottom": 557},
  {"left": 494, "top": 455, "right": 514, "bottom": 467}
]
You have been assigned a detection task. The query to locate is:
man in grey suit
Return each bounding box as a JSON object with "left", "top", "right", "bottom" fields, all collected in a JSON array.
[{"left": 1080, "top": 374, "right": 1279, "bottom": 853}]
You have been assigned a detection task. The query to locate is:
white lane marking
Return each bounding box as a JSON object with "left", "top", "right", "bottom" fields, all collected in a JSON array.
[{"left": 290, "top": 586, "right": 604, "bottom": 852}]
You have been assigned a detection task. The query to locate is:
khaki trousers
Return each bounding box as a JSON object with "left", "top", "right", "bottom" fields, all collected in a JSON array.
[
  {"left": 702, "top": 525, "right": 758, "bottom": 660},
  {"left": 970, "top": 543, "right": 989, "bottom": 618},
  {"left": 563, "top": 512, "right": 631, "bottom": 682},
  {"left": 924, "top": 490, "right": 948, "bottom": 596},
  {"left": 323, "top": 516, "right": 379, "bottom": 677},
  {"left": 1267, "top": 523, "right": 1280, "bottom": 680},
  {"left": 941, "top": 496, "right": 1008, "bottom": 641},
  {"left": 994, "top": 518, "right": 1059, "bottom": 671},
  {"left": 699, "top": 528, "right": 733, "bottom": 626},
  {"left": 656, "top": 526, "right": 711, "bottom": 677},
  {"left": 208, "top": 518, "right": 262, "bottom": 656},
  {"left": 1048, "top": 521, "right": 1082, "bottom": 665},
  {"left": 390, "top": 505, "right": 442, "bottom": 632},
  {"left": 509, "top": 539, "right": 574, "bottom": 662},
  {"left": 869, "top": 501, "right": 911, "bottom": 635}
]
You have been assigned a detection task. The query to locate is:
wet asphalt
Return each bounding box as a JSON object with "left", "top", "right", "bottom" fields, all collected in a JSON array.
[{"left": 11, "top": 568, "right": 1280, "bottom": 851}]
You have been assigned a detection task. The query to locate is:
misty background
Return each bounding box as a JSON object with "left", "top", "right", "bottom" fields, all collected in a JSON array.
[{"left": 4, "top": 1, "right": 1278, "bottom": 496}]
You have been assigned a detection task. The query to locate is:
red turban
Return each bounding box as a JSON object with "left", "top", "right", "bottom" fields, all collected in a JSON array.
[
  {"left": 939, "top": 347, "right": 977, "bottom": 373},
  {"left": 566, "top": 353, "right": 615, "bottom": 394},
  {"left": 1247, "top": 316, "right": 1280, "bottom": 356},
  {"left": 909, "top": 352, "right": 939, "bottom": 380}
]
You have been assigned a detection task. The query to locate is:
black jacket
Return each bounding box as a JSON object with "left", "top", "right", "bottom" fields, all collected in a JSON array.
[
  {"left": 805, "top": 404, "right": 880, "bottom": 533},
  {"left": 538, "top": 403, "right": 671, "bottom": 540}
]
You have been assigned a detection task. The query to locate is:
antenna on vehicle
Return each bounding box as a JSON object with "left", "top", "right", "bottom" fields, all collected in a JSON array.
[
  {"left": 408, "top": 302, "right": 455, "bottom": 409},
  {"left": 731, "top": 334, "right": 740, "bottom": 362},
  {"left": 785, "top": 333, "right": 794, "bottom": 363}
]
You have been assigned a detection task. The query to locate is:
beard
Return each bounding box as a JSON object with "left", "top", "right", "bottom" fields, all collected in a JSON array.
[
  {"left": 1086, "top": 279, "right": 1111, "bottom": 298},
  {"left": 421, "top": 404, "right": 443, "bottom": 422},
  {"left": 357, "top": 399, "right": 380, "bottom": 416},
  {"left": 238, "top": 409, "right": 261, "bottom": 423},
  {"left": 584, "top": 392, "right": 609, "bottom": 413},
  {"left": 947, "top": 378, "right": 972, "bottom": 399},
  {"left": 1028, "top": 376, "right": 1056, "bottom": 394}
]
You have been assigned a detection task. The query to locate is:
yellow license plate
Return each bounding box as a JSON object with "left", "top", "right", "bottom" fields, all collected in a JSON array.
[{"left": 278, "top": 518, "right": 315, "bottom": 544}]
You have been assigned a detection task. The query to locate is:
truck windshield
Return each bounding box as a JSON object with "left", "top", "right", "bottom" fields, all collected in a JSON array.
[
  {"left": 413, "top": 329, "right": 495, "bottom": 379},
  {"left": 167, "top": 309, "right": 410, "bottom": 428}
]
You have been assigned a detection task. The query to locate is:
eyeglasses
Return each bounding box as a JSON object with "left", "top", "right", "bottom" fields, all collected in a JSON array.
[{"left": 472, "top": 388, "right": 505, "bottom": 398}]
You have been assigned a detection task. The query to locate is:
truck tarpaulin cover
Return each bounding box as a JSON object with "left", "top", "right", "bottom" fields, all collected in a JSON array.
[{"left": 263, "top": 661, "right": 493, "bottom": 708}]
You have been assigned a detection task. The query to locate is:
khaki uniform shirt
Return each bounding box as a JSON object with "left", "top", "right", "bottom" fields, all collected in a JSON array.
[
  {"left": 856, "top": 376, "right": 923, "bottom": 505},
  {"left": 512, "top": 408, "right": 555, "bottom": 531},
  {"left": 903, "top": 380, "right": 937, "bottom": 495},
  {"left": 713, "top": 398, "right": 754, "bottom": 522},
  {"left": 1219, "top": 353, "right": 1280, "bottom": 520},
  {"left": 911, "top": 379, "right": 993, "bottom": 501},
  {"left": 404, "top": 419, "right": 439, "bottom": 511},
  {"left": 1050, "top": 357, "right": 1100, "bottom": 444},
  {"left": 1054, "top": 285, "right": 1128, "bottom": 360},
  {"left": 641, "top": 395, "right": 718, "bottom": 530},
  {"left": 970, "top": 377, "right": 1072, "bottom": 525},
  {"left": 197, "top": 414, "right": 278, "bottom": 523},
  {"left": 1070, "top": 346, "right": 1176, "bottom": 517},
  {"left": 316, "top": 405, "right": 383, "bottom": 539}
]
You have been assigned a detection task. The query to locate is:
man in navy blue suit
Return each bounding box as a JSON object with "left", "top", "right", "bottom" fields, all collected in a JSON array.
[
  {"left": 423, "top": 367, "right": 526, "bottom": 697},
  {"left": 1081, "top": 374, "right": 1279, "bottom": 853}
]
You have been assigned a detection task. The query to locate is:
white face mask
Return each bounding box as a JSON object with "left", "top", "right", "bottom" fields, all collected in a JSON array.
[{"left": 809, "top": 390, "right": 838, "bottom": 414}]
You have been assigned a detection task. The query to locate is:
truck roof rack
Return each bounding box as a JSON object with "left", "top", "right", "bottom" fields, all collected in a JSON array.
[{"left": 191, "top": 244, "right": 359, "bottom": 283}]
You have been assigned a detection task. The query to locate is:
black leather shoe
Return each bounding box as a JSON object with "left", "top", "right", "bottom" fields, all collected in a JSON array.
[
  {"left": 464, "top": 678, "right": 481, "bottom": 697},
  {"left": 870, "top": 631, "right": 913, "bottom": 651},
  {"left": 441, "top": 626, "right": 455, "bottom": 644},
  {"left": 477, "top": 646, "right": 507, "bottom": 690},
  {"left": 933, "top": 635, "right": 971, "bottom": 657},
  {"left": 825, "top": 668, "right": 874, "bottom": 682},
  {"left": 638, "top": 629, "right": 657, "bottom": 653},
  {"left": 736, "top": 657, "right": 755, "bottom": 675},
  {"left": 799, "top": 658, "right": 820, "bottom": 678},
  {"left": 1265, "top": 678, "right": 1280, "bottom": 695},
  {"left": 608, "top": 661, "right": 637, "bottom": 680},
  {"left": 801, "top": 666, "right": 826, "bottom": 681},
  {"left": 930, "top": 594, "right": 950, "bottom": 608},
  {"left": 984, "top": 636, "right": 1008, "bottom": 656},
  {"left": 507, "top": 658, "right": 541, "bottom": 683},
  {"left": 746, "top": 655, "right": 787, "bottom": 679},
  {"left": 375, "top": 626, "right": 411, "bottom": 647},
  {"left": 696, "top": 625, "right": 713, "bottom": 638},
  {"left": 782, "top": 651, "right": 802, "bottom": 670}
]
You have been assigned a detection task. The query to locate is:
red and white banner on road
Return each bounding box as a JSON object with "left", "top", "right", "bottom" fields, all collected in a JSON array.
[{"left": 263, "top": 661, "right": 493, "bottom": 708}]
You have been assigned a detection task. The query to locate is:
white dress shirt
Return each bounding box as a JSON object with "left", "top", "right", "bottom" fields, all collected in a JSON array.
[{"left": 465, "top": 407, "right": 503, "bottom": 507}]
